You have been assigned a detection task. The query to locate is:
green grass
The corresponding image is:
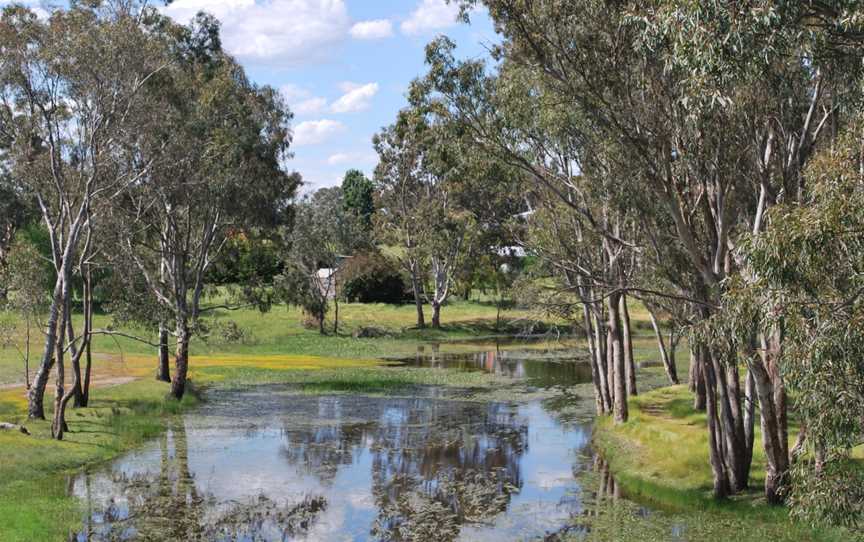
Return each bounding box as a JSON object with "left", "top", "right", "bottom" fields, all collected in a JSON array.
[
  {"left": 0, "top": 380, "right": 199, "bottom": 542},
  {"left": 590, "top": 385, "right": 854, "bottom": 541},
  {"left": 0, "top": 298, "right": 563, "bottom": 386}
]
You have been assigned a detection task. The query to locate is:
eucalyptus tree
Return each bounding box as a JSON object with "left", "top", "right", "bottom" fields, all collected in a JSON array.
[
  {"left": 373, "top": 111, "right": 433, "bottom": 328},
  {"left": 721, "top": 118, "right": 864, "bottom": 527},
  {"left": 0, "top": 2, "right": 172, "bottom": 424},
  {"left": 277, "top": 186, "right": 364, "bottom": 335},
  {"left": 112, "top": 13, "right": 299, "bottom": 400},
  {"left": 342, "top": 169, "right": 375, "bottom": 231},
  {"left": 374, "top": 104, "right": 484, "bottom": 329},
  {"left": 439, "top": 0, "right": 863, "bottom": 500}
]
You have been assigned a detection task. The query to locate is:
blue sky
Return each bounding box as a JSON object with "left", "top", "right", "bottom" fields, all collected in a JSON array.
[{"left": 158, "top": 0, "right": 498, "bottom": 192}]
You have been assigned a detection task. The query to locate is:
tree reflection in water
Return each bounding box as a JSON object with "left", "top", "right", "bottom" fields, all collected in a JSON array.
[
  {"left": 279, "top": 397, "right": 528, "bottom": 541},
  {"left": 73, "top": 421, "right": 328, "bottom": 542},
  {"left": 71, "top": 389, "right": 589, "bottom": 541}
]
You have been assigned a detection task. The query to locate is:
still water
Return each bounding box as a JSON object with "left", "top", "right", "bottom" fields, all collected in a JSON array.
[
  {"left": 72, "top": 351, "right": 600, "bottom": 541},
  {"left": 392, "top": 344, "right": 593, "bottom": 389}
]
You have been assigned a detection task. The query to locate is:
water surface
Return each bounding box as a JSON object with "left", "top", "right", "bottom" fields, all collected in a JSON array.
[
  {"left": 393, "top": 345, "right": 593, "bottom": 389},
  {"left": 72, "top": 385, "right": 593, "bottom": 541}
]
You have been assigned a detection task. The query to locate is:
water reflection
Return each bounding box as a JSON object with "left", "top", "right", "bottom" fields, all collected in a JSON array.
[
  {"left": 71, "top": 388, "right": 591, "bottom": 541},
  {"left": 395, "top": 345, "right": 593, "bottom": 388}
]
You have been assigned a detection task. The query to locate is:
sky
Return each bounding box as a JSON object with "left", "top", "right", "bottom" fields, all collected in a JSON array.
[{"left": 155, "top": 0, "right": 499, "bottom": 192}]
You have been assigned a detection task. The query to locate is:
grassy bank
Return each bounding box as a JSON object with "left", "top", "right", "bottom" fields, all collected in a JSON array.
[
  {"left": 0, "top": 349, "right": 542, "bottom": 542},
  {"left": 0, "top": 299, "right": 567, "bottom": 386},
  {"left": 0, "top": 380, "right": 199, "bottom": 542},
  {"left": 590, "top": 385, "right": 854, "bottom": 541}
]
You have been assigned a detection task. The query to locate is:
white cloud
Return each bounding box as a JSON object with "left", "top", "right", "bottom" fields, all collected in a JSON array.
[
  {"left": 293, "top": 119, "right": 346, "bottom": 146},
  {"left": 295, "top": 97, "right": 328, "bottom": 115},
  {"left": 349, "top": 19, "right": 393, "bottom": 40},
  {"left": 330, "top": 82, "right": 379, "bottom": 113},
  {"left": 401, "top": 0, "right": 461, "bottom": 35},
  {"left": 326, "top": 151, "right": 376, "bottom": 166},
  {"left": 281, "top": 84, "right": 327, "bottom": 116},
  {"left": 162, "top": 0, "right": 350, "bottom": 66}
]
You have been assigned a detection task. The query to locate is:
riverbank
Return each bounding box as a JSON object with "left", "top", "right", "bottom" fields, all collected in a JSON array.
[
  {"left": 0, "top": 345, "right": 571, "bottom": 541},
  {"left": 591, "top": 385, "right": 856, "bottom": 541},
  {"left": 0, "top": 380, "right": 199, "bottom": 541}
]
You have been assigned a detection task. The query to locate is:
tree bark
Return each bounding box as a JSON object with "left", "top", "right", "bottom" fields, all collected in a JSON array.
[
  {"left": 620, "top": 294, "right": 637, "bottom": 396},
  {"left": 647, "top": 307, "right": 678, "bottom": 384},
  {"left": 170, "top": 315, "right": 190, "bottom": 400},
  {"left": 28, "top": 276, "right": 63, "bottom": 419},
  {"left": 333, "top": 298, "right": 339, "bottom": 334},
  {"left": 77, "top": 268, "right": 93, "bottom": 408},
  {"left": 752, "top": 332, "right": 790, "bottom": 504},
  {"left": 51, "top": 275, "right": 71, "bottom": 439},
  {"left": 701, "top": 346, "right": 730, "bottom": 499},
  {"left": 593, "top": 308, "right": 612, "bottom": 413},
  {"left": 431, "top": 302, "right": 441, "bottom": 329},
  {"left": 689, "top": 347, "right": 706, "bottom": 410},
  {"left": 67, "top": 293, "right": 85, "bottom": 408},
  {"left": 156, "top": 321, "right": 171, "bottom": 382},
  {"left": 743, "top": 366, "right": 756, "bottom": 481},
  {"left": 608, "top": 291, "right": 628, "bottom": 423},
  {"left": 410, "top": 268, "right": 425, "bottom": 329},
  {"left": 581, "top": 300, "right": 605, "bottom": 415}
]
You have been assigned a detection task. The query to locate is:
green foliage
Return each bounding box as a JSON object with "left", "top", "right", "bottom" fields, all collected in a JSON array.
[
  {"left": 735, "top": 116, "right": 864, "bottom": 528},
  {"left": 342, "top": 169, "right": 375, "bottom": 229},
  {"left": 207, "top": 233, "right": 282, "bottom": 285},
  {"left": 340, "top": 251, "right": 406, "bottom": 304}
]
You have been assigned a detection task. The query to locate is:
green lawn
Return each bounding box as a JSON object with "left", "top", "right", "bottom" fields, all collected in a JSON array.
[
  {"left": 590, "top": 385, "right": 856, "bottom": 541},
  {"left": 0, "top": 298, "right": 569, "bottom": 386}
]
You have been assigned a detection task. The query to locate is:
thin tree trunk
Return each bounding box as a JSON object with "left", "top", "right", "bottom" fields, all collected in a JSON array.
[
  {"left": 66, "top": 295, "right": 85, "bottom": 407},
  {"left": 76, "top": 269, "right": 93, "bottom": 408},
  {"left": 620, "top": 294, "right": 637, "bottom": 396},
  {"left": 709, "top": 350, "right": 747, "bottom": 492},
  {"left": 51, "top": 275, "right": 70, "bottom": 439},
  {"left": 170, "top": 314, "right": 190, "bottom": 400},
  {"left": 743, "top": 366, "right": 756, "bottom": 481},
  {"left": 28, "top": 277, "right": 63, "bottom": 419},
  {"left": 581, "top": 301, "right": 605, "bottom": 415},
  {"left": 333, "top": 298, "right": 339, "bottom": 334},
  {"left": 647, "top": 307, "right": 678, "bottom": 384},
  {"left": 24, "top": 314, "right": 30, "bottom": 390},
  {"left": 410, "top": 270, "right": 425, "bottom": 329},
  {"left": 701, "top": 346, "right": 730, "bottom": 499},
  {"left": 431, "top": 302, "right": 441, "bottom": 329},
  {"left": 608, "top": 291, "right": 628, "bottom": 423},
  {"left": 156, "top": 321, "right": 171, "bottom": 382},
  {"left": 593, "top": 308, "right": 612, "bottom": 413},
  {"left": 753, "top": 332, "right": 790, "bottom": 504},
  {"left": 690, "top": 347, "right": 706, "bottom": 411},
  {"left": 156, "top": 256, "right": 171, "bottom": 382}
]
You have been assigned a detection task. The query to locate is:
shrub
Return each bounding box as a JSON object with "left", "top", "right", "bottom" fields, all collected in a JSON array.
[{"left": 340, "top": 252, "right": 405, "bottom": 304}]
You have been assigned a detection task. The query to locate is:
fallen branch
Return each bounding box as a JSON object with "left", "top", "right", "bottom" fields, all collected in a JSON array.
[{"left": 0, "top": 422, "right": 30, "bottom": 435}]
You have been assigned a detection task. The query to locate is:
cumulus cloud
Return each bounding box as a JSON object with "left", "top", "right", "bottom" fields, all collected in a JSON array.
[
  {"left": 162, "top": 0, "right": 350, "bottom": 66},
  {"left": 349, "top": 19, "right": 393, "bottom": 40},
  {"left": 400, "top": 0, "right": 461, "bottom": 35},
  {"left": 293, "top": 119, "right": 346, "bottom": 146},
  {"left": 326, "top": 151, "right": 376, "bottom": 166},
  {"left": 281, "top": 84, "right": 328, "bottom": 116},
  {"left": 330, "top": 82, "right": 379, "bottom": 113}
]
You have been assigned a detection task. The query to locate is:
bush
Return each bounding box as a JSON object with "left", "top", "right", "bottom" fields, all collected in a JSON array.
[{"left": 340, "top": 252, "right": 405, "bottom": 304}]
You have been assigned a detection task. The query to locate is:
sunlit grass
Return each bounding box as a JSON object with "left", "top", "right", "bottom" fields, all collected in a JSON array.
[
  {"left": 590, "top": 385, "right": 855, "bottom": 541},
  {"left": 0, "top": 379, "right": 198, "bottom": 542}
]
